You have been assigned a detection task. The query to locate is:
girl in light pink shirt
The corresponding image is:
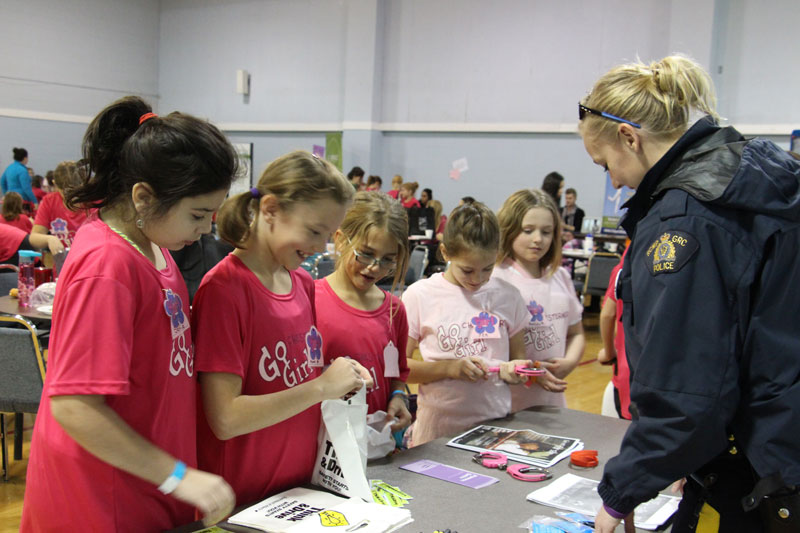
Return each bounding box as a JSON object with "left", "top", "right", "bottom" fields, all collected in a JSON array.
[
  {"left": 494, "top": 189, "right": 585, "bottom": 412},
  {"left": 402, "top": 202, "right": 567, "bottom": 446}
]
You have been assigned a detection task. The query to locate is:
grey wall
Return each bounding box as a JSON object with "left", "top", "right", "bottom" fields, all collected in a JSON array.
[
  {"left": 1, "top": 0, "right": 798, "bottom": 218},
  {"left": 0, "top": 0, "right": 160, "bottom": 172}
]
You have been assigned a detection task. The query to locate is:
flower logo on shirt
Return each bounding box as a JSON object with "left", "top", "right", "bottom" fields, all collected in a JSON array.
[
  {"left": 51, "top": 219, "right": 68, "bottom": 234},
  {"left": 305, "top": 326, "right": 323, "bottom": 364},
  {"left": 163, "top": 289, "right": 185, "bottom": 328},
  {"left": 471, "top": 312, "right": 498, "bottom": 334},
  {"left": 527, "top": 301, "right": 544, "bottom": 322}
]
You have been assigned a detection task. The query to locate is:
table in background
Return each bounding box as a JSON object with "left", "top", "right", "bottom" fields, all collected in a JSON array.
[
  {"left": 0, "top": 295, "right": 52, "bottom": 322},
  {"left": 177, "top": 407, "right": 670, "bottom": 532}
]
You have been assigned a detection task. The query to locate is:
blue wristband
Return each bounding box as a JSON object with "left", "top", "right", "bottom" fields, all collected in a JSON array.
[
  {"left": 390, "top": 389, "right": 407, "bottom": 398},
  {"left": 158, "top": 460, "right": 187, "bottom": 495}
]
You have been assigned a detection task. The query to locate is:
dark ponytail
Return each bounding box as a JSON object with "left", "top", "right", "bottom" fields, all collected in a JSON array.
[
  {"left": 66, "top": 96, "right": 239, "bottom": 217},
  {"left": 12, "top": 148, "right": 28, "bottom": 162}
]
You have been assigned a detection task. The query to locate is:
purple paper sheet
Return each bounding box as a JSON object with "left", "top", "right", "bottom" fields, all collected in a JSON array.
[{"left": 400, "top": 459, "right": 499, "bottom": 489}]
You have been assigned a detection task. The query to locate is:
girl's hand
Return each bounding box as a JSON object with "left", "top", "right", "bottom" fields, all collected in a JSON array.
[
  {"left": 540, "top": 357, "right": 578, "bottom": 380},
  {"left": 386, "top": 395, "right": 412, "bottom": 432},
  {"left": 46, "top": 235, "right": 65, "bottom": 255},
  {"left": 446, "top": 356, "right": 488, "bottom": 382},
  {"left": 172, "top": 468, "right": 235, "bottom": 527},
  {"left": 499, "top": 360, "right": 530, "bottom": 385},
  {"left": 319, "top": 358, "right": 372, "bottom": 400},
  {"left": 535, "top": 368, "right": 567, "bottom": 393}
]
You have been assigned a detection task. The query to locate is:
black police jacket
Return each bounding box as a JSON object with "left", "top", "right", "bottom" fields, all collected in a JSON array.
[{"left": 598, "top": 116, "right": 800, "bottom": 515}]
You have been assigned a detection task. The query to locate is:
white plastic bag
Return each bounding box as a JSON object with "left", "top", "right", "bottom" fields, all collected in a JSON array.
[
  {"left": 366, "top": 411, "right": 396, "bottom": 460},
  {"left": 30, "top": 282, "right": 56, "bottom": 307},
  {"left": 311, "top": 387, "right": 372, "bottom": 501}
]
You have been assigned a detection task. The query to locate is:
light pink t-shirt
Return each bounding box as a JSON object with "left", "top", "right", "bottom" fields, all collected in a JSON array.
[
  {"left": 21, "top": 219, "right": 197, "bottom": 532},
  {"left": 402, "top": 273, "right": 529, "bottom": 446},
  {"left": 192, "top": 256, "right": 322, "bottom": 506},
  {"left": 492, "top": 260, "right": 583, "bottom": 411}
]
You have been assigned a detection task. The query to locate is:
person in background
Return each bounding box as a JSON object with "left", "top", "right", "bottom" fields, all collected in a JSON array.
[
  {"left": 0, "top": 222, "right": 63, "bottom": 265},
  {"left": 366, "top": 175, "right": 382, "bottom": 191},
  {"left": 315, "top": 191, "right": 413, "bottom": 433},
  {"left": 1, "top": 147, "right": 37, "bottom": 205},
  {"left": 494, "top": 189, "right": 584, "bottom": 412},
  {"left": 398, "top": 181, "right": 420, "bottom": 209},
  {"left": 347, "top": 166, "right": 365, "bottom": 191},
  {"left": 21, "top": 96, "right": 239, "bottom": 531},
  {"left": 192, "top": 150, "right": 371, "bottom": 506},
  {"left": 0, "top": 191, "right": 33, "bottom": 232},
  {"left": 541, "top": 171, "right": 564, "bottom": 209},
  {"left": 561, "top": 188, "right": 585, "bottom": 233},
  {"left": 420, "top": 188, "right": 432, "bottom": 208},
  {"left": 33, "top": 160, "right": 94, "bottom": 248},
  {"left": 387, "top": 174, "right": 403, "bottom": 200},
  {"left": 30, "top": 175, "right": 47, "bottom": 203},
  {"left": 429, "top": 199, "right": 447, "bottom": 242},
  {"left": 596, "top": 247, "right": 630, "bottom": 420},
  {"left": 580, "top": 54, "right": 800, "bottom": 533},
  {"left": 402, "top": 202, "right": 564, "bottom": 446}
]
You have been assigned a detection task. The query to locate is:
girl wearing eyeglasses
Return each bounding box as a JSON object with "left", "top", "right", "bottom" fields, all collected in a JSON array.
[
  {"left": 314, "top": 191, "right": 413, "bottom": 434},
  {"left": 579, "top": 55, "right": 800, "bottom": 533},
  {"left": 402, "top": 202, "right": 566, "bottom": 447},
  {"left": 191, "top": 151, "right": 372, "bottom": 506}
]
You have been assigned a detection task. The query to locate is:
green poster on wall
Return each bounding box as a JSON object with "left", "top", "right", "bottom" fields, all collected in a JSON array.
[{"left": 325, "top": 132, "right": 343, "bottom": 171}]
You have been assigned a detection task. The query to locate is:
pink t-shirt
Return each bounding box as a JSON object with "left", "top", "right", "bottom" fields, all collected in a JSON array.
[
  {"left": 402, "top": 273, "right": 530, "bottom": 446},
  {"left": 387, "top": 189, "right": 400, "bottom": 200},
  {"left": 21, "top": 219, "right": 197, "bottom": 532},
  {"left": 492, "top": 260, "right": 583, "bottom": 411},
  {"left": 34, "top": 191, "right": 92, "bottom": 247},
  {"left": 314, "top": 278, "right": 410, "bottom": 414},
  {"left": 0, "top": 223, "right": 27, "bottom": 262},
  {"left": 0, "top": 213, "right": 32, "bottom": 232},
  {"left": 604, "top": 248, "right": 630, "bottom": 419},
  {"left": 192, "top": 256, "right": 322, "bottom": 506}
]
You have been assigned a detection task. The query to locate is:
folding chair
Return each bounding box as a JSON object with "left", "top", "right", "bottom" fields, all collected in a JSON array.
[
  {"left": 582, "top": 252, "right": 621, "bottom": 306},
  {"left": 0, "top": 315, "right": 46, "bottom": 481}
]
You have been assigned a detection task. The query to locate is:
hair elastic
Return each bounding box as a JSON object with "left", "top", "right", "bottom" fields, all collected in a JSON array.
[
  {"left": 250, "top": 187, "right": 261, "bottom": 199},
  {"left": 138, "top": 112, "right": 158, "bottom": 125}
]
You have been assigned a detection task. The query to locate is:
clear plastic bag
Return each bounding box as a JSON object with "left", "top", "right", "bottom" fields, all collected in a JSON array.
[{"left": 30, "top": 282, "right": 56, "bottom": 307}]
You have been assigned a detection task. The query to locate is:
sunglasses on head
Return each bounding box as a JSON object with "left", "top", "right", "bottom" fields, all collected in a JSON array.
[{"left": 579, "top": 103, "right": 641, "bottom": 128}]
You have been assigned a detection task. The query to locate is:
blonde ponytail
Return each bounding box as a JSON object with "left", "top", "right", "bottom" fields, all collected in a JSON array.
[{"left": 581, "top": 54, "right": 719, "bottom": 140}]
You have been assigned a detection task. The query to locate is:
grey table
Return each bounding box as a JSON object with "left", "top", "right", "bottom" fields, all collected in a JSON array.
[{"left": 176, "top": 407, "right": 672, "bottom": 532}]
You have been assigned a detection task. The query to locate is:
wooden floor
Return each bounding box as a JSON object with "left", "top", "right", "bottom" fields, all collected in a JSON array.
[{"left": 0, "top": 312, "right": 611, "bottom": 532}]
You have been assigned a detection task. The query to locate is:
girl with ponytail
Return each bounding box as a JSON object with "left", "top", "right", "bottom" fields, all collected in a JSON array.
[{"left": 22, "top": 96, "right": 239, "bottom": 531}]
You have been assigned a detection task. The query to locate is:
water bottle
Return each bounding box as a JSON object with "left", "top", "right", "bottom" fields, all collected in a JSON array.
[
  {"left": 583, "top": 234, "right": 594, "bottom": 253},
  {"left": 18, "top": 250, "right": 42, "bottom": 308}
]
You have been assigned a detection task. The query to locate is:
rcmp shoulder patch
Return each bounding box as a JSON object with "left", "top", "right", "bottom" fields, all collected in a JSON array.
[{"left": 644, "top": 230, "right": 698, "bottom": 275}]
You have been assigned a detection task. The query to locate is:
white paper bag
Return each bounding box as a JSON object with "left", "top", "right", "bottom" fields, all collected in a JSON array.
[{"left": 311, "top": 387, "right": 372, "bottom": 501}]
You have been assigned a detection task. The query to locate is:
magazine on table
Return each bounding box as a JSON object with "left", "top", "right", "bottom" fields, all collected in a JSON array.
[
  {"left": 526, "top": 473, "right": 680, "bottom": 531},
  {"left": 227, "top": 487, "right": 413, "bottom": 532},
  {"left": 446, "top": 424, "right": 583, "bottom": 468}
]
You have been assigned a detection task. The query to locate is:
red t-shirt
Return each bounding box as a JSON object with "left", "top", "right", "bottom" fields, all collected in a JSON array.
[
  {"left": 603, "top": 247, "right": 631, "bottom": 419},
  {"left": 192, "top": 256, "right": 322, "bottom": 506},
  {"left": 314, "top": 278, "right": 409, "bottom": 414},
  {"left": 21, "top": 219, "right": 198, "bottom": 532},
  {"left": 0, "top": 213, "right": 33, "bottom": 232},
  {"left": 387, "top": 189, "right": 399, "bottom": 200},
  {"left": 32, "top": 187, "right": 47, "bottom": 203},
  {"left": 0, "top": 223, "right": 27, "bottom": 262},
  {"left": 401, "top": 197, "right": 421, "bottom": 209},
  {"left": 34, "top": 191, "right": 92, "bottom": 247}
]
